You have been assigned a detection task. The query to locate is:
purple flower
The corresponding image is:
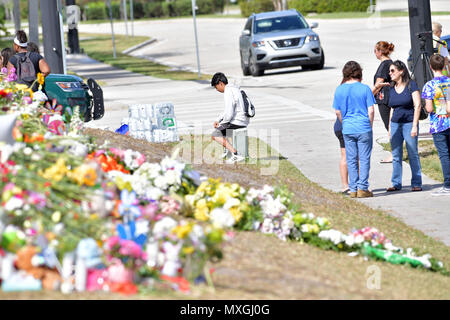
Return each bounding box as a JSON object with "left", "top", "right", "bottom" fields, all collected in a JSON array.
[{"left": 1, "top": 67, "right": 7, "bottom": 74}]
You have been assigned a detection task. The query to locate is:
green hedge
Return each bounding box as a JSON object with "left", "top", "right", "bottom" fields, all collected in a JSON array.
[
  {"left": 85, "top": 2, "right": 106, "bottom": 20},
  {"left": 240, "top": 0, "right": 274, "bottom": 17},
  {"left": 288, "top": 0, "right": 372, "bottom": 14}
]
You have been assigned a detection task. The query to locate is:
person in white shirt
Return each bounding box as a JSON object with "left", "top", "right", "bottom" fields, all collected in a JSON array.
[
  {"left": 433, "top": 22, "right": 450, "bottom": 75},
  {"left": 211, "top": 72, "right": 249, "bottom": 163}
]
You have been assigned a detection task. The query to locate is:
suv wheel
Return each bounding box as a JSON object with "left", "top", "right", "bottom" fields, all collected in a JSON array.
[
  {"left": 311, "top": 49, "right": 325, "bottom": 70},
  {"left": 249, "top": 53, "right": 264, "bottom": 77},
  {"left": 241, "top": 53, "right": 251, "bottom": 76}
]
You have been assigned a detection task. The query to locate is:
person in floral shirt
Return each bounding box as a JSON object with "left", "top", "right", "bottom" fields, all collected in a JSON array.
[{"left": 422, "top": 54, "right": 450, "bottom": 196}]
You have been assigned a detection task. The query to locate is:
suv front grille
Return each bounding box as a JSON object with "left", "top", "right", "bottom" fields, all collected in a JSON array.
[{"left": 273, "top": 37, "right": 302, "bottom": 48}]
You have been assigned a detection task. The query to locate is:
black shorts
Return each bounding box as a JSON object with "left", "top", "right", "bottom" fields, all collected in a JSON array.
[
  {"left": 334, "top": 130, "right": 345, "bottom": 148},
  {"left": 212, "top": 123, "right": 246, "bottom": 138}
]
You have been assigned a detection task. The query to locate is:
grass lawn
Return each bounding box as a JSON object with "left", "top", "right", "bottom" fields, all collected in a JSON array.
[
  {"left": 79, "top": 33, "right": 211, "bottom": 82},
  {"left": 380, "top": 140, "right": 444, "bottom": 183},
  {"left": 307, "top": 11, "right": 450, "bottom": 19}
]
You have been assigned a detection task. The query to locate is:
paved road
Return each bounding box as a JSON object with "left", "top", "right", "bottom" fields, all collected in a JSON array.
[{"left": 75, "top": 16, "right": 450, "bottom": 245}]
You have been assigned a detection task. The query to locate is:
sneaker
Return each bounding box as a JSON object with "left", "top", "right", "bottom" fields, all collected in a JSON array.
[
  {"left": 431, "top": 187, "right": 450, "bottom": 196},
  {"left": 226, "top": 154, "right": 245, "bottom": 164},
  {"left": 221, "top": 149, "right": 231, "bottom": 159},
  {"left": 350, "top": 191, "right": 357, "bottom": 198},
  {"left": 357, "top": 189, "right": 373, "bottom": 198}
]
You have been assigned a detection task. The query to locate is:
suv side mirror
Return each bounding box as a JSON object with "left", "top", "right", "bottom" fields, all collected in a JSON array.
[
  {"left": 241, "top": 29, "right": 250, "bottom": 36},
  {"left": 310, "top": 22, "right": 318, "bottom": 29}
]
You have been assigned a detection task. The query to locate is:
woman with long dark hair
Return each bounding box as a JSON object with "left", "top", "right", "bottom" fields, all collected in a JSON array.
[
  {"left": 386, "top": 60, "right": 422, "bottom": 192},
  {"left": 372, "top": 41, "right": 394, "bottom": 163},
  {"left": 333, "top": 61, "right": 376, "bottom": 198}
]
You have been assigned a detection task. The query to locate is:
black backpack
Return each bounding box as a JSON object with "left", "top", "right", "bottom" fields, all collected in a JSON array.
[
  {"left": 16, "top": 52, "right": 37, "bottom": 86},
  {"left": 240, "top": 90, "right": 255, "bottom": 118}
]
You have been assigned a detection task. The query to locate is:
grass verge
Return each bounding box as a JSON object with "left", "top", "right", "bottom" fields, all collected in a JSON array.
[
  {"left": 79, "top": 33, "right": 211, "bottom": 81},
  {"left": 73, "top": 129, "right": 449, "bottom": 299},
  {"left": 380, "top": 140, "right": 444, "bottom": 182}
]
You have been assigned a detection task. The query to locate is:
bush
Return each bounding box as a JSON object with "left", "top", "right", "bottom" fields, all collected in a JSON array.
[
  {"left": 173, "top": 0, "right": 193, "bottom": 16},
  {"left": 287, "top": 0, "right": 371, "bottom": 14},
  {"left": 240, "top": 0, "right": 274, "bottom": 17},
  {"left": 145, "top": 2, "right": 165, "bottom": 18},
  {"left": 162, "top": 2, "right": 175, "bottom": 17},
  {"left": 197, "top": 0, "right": 214, "bottom": 14},
  {"left": 211, "top": 0, "right": 226, "bottom": 13},
  {"left": 86, "top": 2, "right": 106, "bottom": 20}
]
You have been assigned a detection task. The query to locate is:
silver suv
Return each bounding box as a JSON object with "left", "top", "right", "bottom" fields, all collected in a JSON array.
[{"left": 239, "top": 9, "right": 324, "bottom": 76}]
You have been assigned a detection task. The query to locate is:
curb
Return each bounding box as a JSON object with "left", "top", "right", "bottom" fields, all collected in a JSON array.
[{"left": 122, "top": 38, "right": 157, "bottom": 55}]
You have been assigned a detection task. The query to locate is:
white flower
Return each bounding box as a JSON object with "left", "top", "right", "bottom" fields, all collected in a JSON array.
[
  {"left": 145, "top": 187, "right": 164, "bottom": 200},
  {"left": 223, "top": 197, "right": 240, "bottom": 210},
  {"left": 318, "top": 229, "right": 345, "bottom": 245},
  {"left": 31, "top": 153, "right": 41, "bottom": 161},
  {"left": 281, "top": 217, "right": 294, "bottom": 233},
  {"left": 23, "top": 147, "right": 33, "bottom": 156},
  {"left": 163, "top": 169, "right": 181, "bottom": 186},
  {"left": 4, "top": 196, "right": 24, "bottom": 211},
  {"left": 260, "top": 195, "right": 286, "bottom": 218},
  {"left": 210, "top": 208, "right": 235, "bottom": 228},
  {"left": 345, "top": 235, "right": 355, "bottom": 247},
  {"left": 261, "top": 219, "right": 274, "bottom": 234},
  {"left": 135, "top": 220, "right": 149, "bottom": 236},
  {"left": 354, "top": 234, "right": 365, "bottom": 245},
  {"left": 152, "top": 217, "right": 177, "bottom": 238},
  {"left": 145, "top": 240, "right": 160, "bottom": 268},
  {"left": 154, "top": 175, "right": 169, "bottom": 190}
]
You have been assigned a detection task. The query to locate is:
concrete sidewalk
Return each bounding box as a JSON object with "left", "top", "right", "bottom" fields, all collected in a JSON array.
[{"left": 67, "top": 54, "right": 450, "bottom": 246}]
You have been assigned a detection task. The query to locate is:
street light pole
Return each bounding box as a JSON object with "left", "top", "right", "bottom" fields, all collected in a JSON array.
[
  {"left": 57, "top": 0, "right": 67, "bottom": 74},
  {"left": 28, "top": 0, "right": 40, "bottom": 45},
  {"left": 191, "top": 0, "right": 201, "bottom": 79},
  {"left": 130, "top": 0, "right": 134, "bottom": 37},
  {"left": 108, "top": 0, "right": 117, "bottom": 59},
  {"left": 40, "top": 0, "right": 64, "bottom": 74},
  {"left": 408, "top": 0, "right": 433, "bottom": 90},
  {"left": 12, "top": 0, "right": 20, "bottom": 32},
  {"left": 122, "top": 0, "right": 128, "bottom": 37}
]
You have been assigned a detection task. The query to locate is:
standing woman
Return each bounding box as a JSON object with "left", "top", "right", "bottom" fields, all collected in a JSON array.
[
  {"left": 333, "top": 61, "right": 376, "bottom": 198},
  {"left": 372, "top": 41, "right": 394, "bottom": 163},
  {"left": 386, "top": 60, "right": 422, "bottom": 192}
]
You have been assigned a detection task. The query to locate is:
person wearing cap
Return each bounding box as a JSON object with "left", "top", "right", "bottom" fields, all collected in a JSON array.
[{"left": 7, "top": 30, "right": 50, "bottom": 90}]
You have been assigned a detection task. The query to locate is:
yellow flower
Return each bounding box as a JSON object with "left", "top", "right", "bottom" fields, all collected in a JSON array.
[
  {"left": 182, "top": 246, "right": 195, "bottom": 255},
  {"left": 196, "top": 181, "right": 209, "bottom": 195},
  {"left": 115, "top": 176, "right": 132, "bottom": 191},
  {"left": 89, "top": 214, "right": 99, "bottom": 220},
  {"left": 229, "top": 207, "right": 242, "bottom": 223},
  {"left": 172, "top": 223, "right": 193, "bottom": 239},
  {"left": 51, "top": 211, "right": 61, "bottom": 223},
  {"left": 312, "top": 224, "right": 320, "bottom": 234},
  {"left": 37, "top": 73, "right": 45, "bottom": 85},
  {"left": 40, "top": 158, "right": 69, "bottom": 181},
  {"left": 69, "top": 164, "right": 97, "bottom": 186},
  {"left": 194, "top": 199, "right": 209, "bottom": 221}
]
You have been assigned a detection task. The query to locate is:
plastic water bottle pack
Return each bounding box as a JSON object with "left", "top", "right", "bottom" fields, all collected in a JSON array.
[{"left": 124, "top": 103, "right": 179, "bottom": 143}]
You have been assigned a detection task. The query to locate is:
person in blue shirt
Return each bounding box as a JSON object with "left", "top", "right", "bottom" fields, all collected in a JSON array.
[
  {"left": 386, "top": 60, "right": 422, "bottom": 192},
  {"left": 333, "top": 61, "right": 376, "bottom": 198}
]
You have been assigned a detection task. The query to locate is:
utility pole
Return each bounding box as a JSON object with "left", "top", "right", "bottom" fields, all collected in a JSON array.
[
  {"left": 66, "top": 0, "right": 81, "bottom": 54},
  {"left": 28, "top": 0, "right": 40, "bottom": 45},
  {"left": 130, "top": 0, "right": 134, "bottom": 37},
  {"left": 408, "top": 0, "right": 434, "bottom": 90},
  {"left": 122, "top": 0, "right": 128, "bottom": 36},
  {"left": 40, "top": 0, "right": 64, "bottom": 74},
  {"left": 108, "top": 0, "right": 117, "bottom": 59},
  {"left": 12, "top": 0, "right": 20, "bottom": 32},
  {"left": 191, "top": 0, "right": 201, "bottom": 79}
]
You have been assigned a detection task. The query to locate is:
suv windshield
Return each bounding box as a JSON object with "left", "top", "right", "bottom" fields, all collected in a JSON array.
[{"left": 254, "top": 15, "right": 308, "bottom": 34}]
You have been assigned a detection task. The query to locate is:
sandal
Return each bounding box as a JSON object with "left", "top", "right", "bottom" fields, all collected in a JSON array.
[
  {"left": 411, "top": 187, "right": 422, "bottom": 192},
  {"left": 386, "top": 186, "right": 401, "bottom": 192},
  {"left": 341, "top": 188, "right": 350, "bottom": 195}
]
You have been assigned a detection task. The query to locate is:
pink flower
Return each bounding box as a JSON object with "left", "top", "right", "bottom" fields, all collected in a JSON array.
[
  {"left": 22, "top": 96, "right": 32, "bottom": 105},
  {"left": 1, "top": 67, "right": 7, "bottom": 74},
  {"left": 106, "top": 236, "right": 120, "bottom": 249}
]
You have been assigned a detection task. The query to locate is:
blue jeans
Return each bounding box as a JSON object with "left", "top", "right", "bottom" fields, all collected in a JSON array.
[
  {"left": 343, "top": 131, "right": 373, "bottom": 192},
  {"left": 432, "top": 128, "right": 450, "bottom": 188},
  {"left": 390, "top": 122, "right": 422, "bottom": 189}
]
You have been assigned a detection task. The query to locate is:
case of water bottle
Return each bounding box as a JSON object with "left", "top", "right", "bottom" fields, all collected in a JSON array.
[{"left": 125, "top": 103, "right": 179, "bottom": 143}]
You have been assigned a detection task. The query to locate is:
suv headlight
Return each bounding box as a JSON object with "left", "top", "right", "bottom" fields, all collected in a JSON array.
[
  {"left": 305, "top": 35, "right": 319, "bottom": 43},
  {"left": 252, "top": 41, "right": 265, "bottom": 48}
]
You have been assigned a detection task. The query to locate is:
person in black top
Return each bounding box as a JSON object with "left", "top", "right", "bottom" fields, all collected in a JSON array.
[
  {"left": 372, "top": 41, "right": 394, "bottom": 163},
  {"left": 386, "top": 60, "right": 422, "bottom": 192},
  {"left": 7, "top": 30, "right": 50, "bottom": 90}
]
